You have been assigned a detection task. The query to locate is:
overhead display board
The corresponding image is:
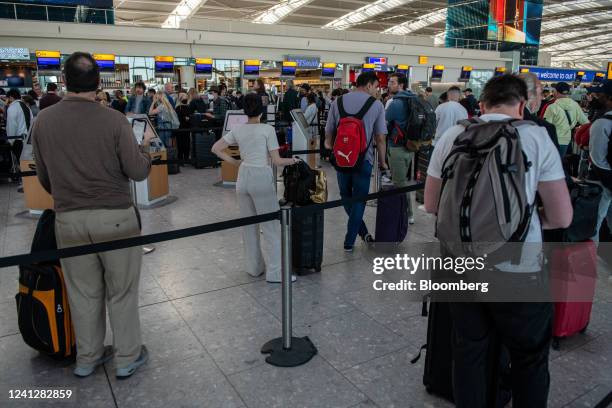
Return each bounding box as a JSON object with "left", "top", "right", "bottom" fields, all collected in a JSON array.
[
  {"left": 419, "top": 56, "right": 428, "bottom": 64},
  {"left": 494, "top": 66, "right": 506, "bottom": 76},
  {"left": 593, "top": 72, "right": 605, "bottom": 84},
  {"left": 195, "top": 58, "right": 213, "bottom": 78},
  {"left": 281, "top": 61, "right": 297, "bottom": 78},
  {"left": 321, "top": 63, "right": 336, "bottom": 78},
  {"left": 243, "top": 59, "right": 261, "bottom": 78},
  {"left": 154, "top": 56, "right": 174, "bottom": 74},
  {"left": 459, "top": 66, "right": 473, "bottom": 82},
  {"left": 361, "top": 63, "right": 375, "bottom": 73},
  {"left": 607, "top": 61, "right": 612, "bottom": 80},
  {"left": 93, "top": 54, "right": 115, "bottom": 73},
  {"left": 36, "top": 50, "right": 61, "bottom": 73},
  {"left": 431, "top": 65, "right": 444, "bottom": 82},
  {"left": 395, "top": 64, "right": 410, "bottom": 77}
]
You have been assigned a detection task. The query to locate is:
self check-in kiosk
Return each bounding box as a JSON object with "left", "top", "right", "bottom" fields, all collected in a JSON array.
[
  {"left": 219, "top": 110, "right": 248, "bottom": 185},
  {"left": 290, "top": 108, "right": 318, "bottom": 169},
  {"left": 128, "top": 115, "right": 170, "bottom": 207}
]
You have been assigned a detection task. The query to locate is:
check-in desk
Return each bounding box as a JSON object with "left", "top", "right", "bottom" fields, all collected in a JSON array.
[
  {"left": 221, "top": 145, "right": 241, "bottom": 185},
  {"left": 134, "top": 150, "right": 170, "bottom": 206},
  {"left": 20, "top": 160, "right": 53, "bottom": 214}
]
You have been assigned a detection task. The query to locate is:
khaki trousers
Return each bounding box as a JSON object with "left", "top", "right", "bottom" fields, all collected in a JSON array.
[
  {"left": 388, "top": 146, "right": 414, "bottom": 218},
  {"left": 55, "top": 207, "right": 143, "bottom": 369}
]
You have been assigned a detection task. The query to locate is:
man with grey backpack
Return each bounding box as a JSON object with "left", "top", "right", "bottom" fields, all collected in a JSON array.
[{"left": 424, "top": 75, "right": 573, "bottom": 407}]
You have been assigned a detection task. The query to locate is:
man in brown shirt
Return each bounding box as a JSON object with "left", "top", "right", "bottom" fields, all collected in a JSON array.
[{"left": 32, "top": 52, "right": 153, "bottom": 379}]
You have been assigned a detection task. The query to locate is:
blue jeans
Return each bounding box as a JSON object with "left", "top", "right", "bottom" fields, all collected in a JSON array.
[
  {"left": 592, "top": 184, "right": 612, "bottom": 244},
  {"left": 337, "top": 160, "right": 373, "bottom": 247}
]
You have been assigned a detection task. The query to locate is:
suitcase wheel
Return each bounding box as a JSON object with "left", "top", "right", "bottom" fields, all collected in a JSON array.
[
  {"left": 315, "top": 265, "right": 321, "bottom": 273},
  {"left": 579, "top": 323, "right": 589, "bottom": 334},
  {"left": 552, "top": 337, "right": 561, "bottom": 351}
]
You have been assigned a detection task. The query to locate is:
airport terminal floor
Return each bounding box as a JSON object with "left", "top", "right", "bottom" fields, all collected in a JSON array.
[{"left": 1, "top": 162, "right": 612, "bottom": 408}]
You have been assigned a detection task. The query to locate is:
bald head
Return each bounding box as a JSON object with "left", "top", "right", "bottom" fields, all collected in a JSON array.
[{"left": 64, "top": 52, "right": 100, "bottom": 93}]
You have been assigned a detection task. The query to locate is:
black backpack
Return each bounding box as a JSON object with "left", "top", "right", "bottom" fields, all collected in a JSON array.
[
  {"left": 17, "top": 100, "right": 32, "bottom": 132},
  {"left": 282, "top": 161, "right": 316, "bottom": 206},
  {"left": 405, "top": 97, "right": 436, "bottom": 142}
]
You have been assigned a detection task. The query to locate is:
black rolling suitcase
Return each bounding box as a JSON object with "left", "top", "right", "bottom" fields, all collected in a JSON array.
[
  {"left": 413, "top": 298, "right": 511, "bottom": 407},
  {"left": 166, "top": 147, "right": 180, "bottom": 175},
  {"left": 375, "top": 184, "right": 408, "bottom": 243},
  {"left": 192, "top": 130, "right": 218, "bottom": 168},
  {"left": 415, "top": 145, "right": 432, "bottom": 204},
  {"left": 291, "top": 209, "right": 324, "bottom": 275}
]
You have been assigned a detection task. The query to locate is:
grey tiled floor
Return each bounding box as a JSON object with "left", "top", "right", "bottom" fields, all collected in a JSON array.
[{"left": 1, "top": 162, "right": 611, "bottom": 408}]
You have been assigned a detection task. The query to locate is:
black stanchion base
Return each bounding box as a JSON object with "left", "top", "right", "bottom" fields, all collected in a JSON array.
[{"left": 261, "top": 336, "right": 317, "bottom": 367}]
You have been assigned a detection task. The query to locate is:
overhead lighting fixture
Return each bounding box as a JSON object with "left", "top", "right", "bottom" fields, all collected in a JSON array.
[
  {"left": 383, "top": 9, "right": 447, "bottom": 35},
  {"left": 323, "top": 0, "right": 415, "bottom": 31},
  {"left": 253, "top": 0, "right": 313, "bottom": 24},
  {"left": 540, "top": 24, "right": 612, "bottom": 45},
  {"left": 162, "top": 0, "right": 207, "bottom": 28}
]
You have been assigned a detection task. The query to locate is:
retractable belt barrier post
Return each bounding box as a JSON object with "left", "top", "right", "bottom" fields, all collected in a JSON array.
[{"left": 261, "top": 207, "right": 318, "bottom": 367}]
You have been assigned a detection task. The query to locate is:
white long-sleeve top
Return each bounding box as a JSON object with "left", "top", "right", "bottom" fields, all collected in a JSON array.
[{"left": 6, "top": 101, "right": 32, "bottom": 139}]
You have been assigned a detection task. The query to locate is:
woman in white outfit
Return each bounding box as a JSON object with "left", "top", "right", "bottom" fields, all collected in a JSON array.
[
  {"left": 212, "top": 94, "right": 299, "bottom": 283},
  {"left": 303, "top": 93, "right": 318, "bottom": 139}
]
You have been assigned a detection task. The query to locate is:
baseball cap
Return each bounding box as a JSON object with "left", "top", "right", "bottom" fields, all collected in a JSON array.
[
  {"left": 553, "top": 82, "right": 571, "bottom": 95},
  {"left": 586, "top": 80, "right": 612, "bottom": 96}
]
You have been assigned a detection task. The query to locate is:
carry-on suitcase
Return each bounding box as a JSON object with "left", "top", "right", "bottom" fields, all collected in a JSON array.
[
  {"left": 192, "top": 130, "right": 218, "bottom": 169},
  {"left": 415, "top": 145, "right": 432, "bottom": 204},
  {"left": 16, "top": 209, "right": 76, "bottom": 360},
  {"left": 375, "top": 184, "right": 408, "bottom": 244},
  {"left": 166, "top": 147, "right": 180, "bottom": 175},
  {"left": 291, "top": 209, "right": 324, "bottom": 275},
  {"left": 550, "top": 240, "right": 597, "bottom": 350},
  {"left": 414, "top": 299, "right": 511, "bottom": 407}
]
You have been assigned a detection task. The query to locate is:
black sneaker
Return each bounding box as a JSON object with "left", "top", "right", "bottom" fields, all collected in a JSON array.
[
  {"left": 362, "top": 234, "right": 375, "bottom": 244},
  {"left": 343, "top": 245, "right": 354, "bottom": 252}
]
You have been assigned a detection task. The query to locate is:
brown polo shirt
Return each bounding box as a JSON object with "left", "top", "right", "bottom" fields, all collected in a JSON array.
[{"left": 32, "top": 95, "right": 152, "bottom": 212}]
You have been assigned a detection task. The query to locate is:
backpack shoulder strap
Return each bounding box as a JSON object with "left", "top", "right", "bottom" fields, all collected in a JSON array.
[
  {"left": 354, "top": 96, "right": 376, "bottom": 120},
  {"left": 18, "top": 101, "right": 31, "bottom": 131},
  {"left": 508, "top": 119, "right": 537, "bottom": 128},
  {"left": 602, "top": 114, "right": 612, "bottom": 121},
  {"left": 337, "top": 96, "right": 347, "bottom": 118}
]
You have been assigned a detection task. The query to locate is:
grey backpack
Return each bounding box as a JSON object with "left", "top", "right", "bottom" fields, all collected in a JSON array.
[{"left": 436, "top": 118, "right": 534, "bottom": 258}]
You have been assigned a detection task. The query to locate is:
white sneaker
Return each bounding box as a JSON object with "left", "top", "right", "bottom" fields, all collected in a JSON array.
[
  {"left": 266, "top": 275, "right": 297, "bottom": 283},
  {"left": 408, "top": 217, "right": 415, "bottom": 225},
  {"left": 381, "top": 175, "right": 393, "bottom": 185}
]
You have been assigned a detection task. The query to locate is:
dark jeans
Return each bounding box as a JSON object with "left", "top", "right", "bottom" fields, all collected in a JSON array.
[
  {"left": 177, "top": 132, "right": 190, "bottom": 161},
  {"left": 336, "top": 160, "right": 373, "bottom": 247},
  {"left": 11, "top": 139, "right": 23, "bottom": 182},
  {"left": 449, "top": 301, "right": 552, "bottom": 408}
]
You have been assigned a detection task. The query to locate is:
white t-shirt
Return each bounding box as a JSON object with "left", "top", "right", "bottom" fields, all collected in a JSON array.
[
  {"left": 428, "top": 113, "right": 565, "bottom": 271},
  {"left": 222, "top": 123, "right": 279, "bottom": 168},
  {"left": 434, "top": 101, "right": 468, "bottom": 144}
]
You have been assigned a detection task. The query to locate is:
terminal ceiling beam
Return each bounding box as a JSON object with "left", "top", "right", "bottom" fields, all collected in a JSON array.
[
  {"left": 540, "top": 24, "right": 612, "bottom": 45},
  {"left": 540, "top": 10, "right": 611, "bottom": 31},
  {"left": 541, "top": 34, "right": 612, "bottom": 54},
  {"left": 252, "top": 0, "right": 314, "bottom": 24},
  {"left": 542, "top": 0, "right": 612, "bottom": 16},
  {"left": 322, "top": 0, "right": 417, "bottom": 31},
  {"left": 382, "top": 8, "right": 447, "bottom": 35},
  {"left": 161, "top": 0, "right": 208, "bottom": 28}
]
